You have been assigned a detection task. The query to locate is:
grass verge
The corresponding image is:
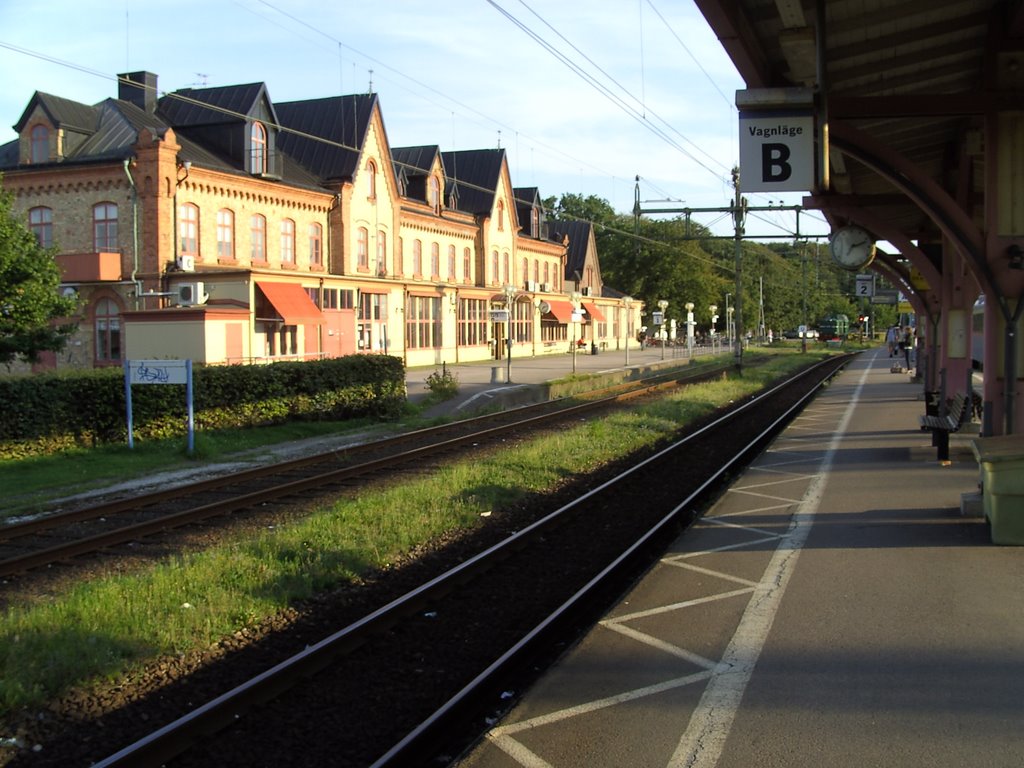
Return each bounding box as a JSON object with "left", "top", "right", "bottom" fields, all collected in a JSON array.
[{"left": 0, "top": 352, "right": 829, "bottom": 713}]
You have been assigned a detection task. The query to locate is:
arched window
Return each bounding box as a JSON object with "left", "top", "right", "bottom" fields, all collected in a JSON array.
[
  {"left": 366, "top": 160, "right": 377, "bottom": 199},
  {"left": 448, "top": 245, "right": 457, "bottom": 280},
  {"left": 497, "top": 200, "right": 505, "bottom": 231},
  {"left": 179, "top": 203, "right": 199, "bottom": 256},
  {"left": 250, "top": 214, "right": 267, "bottom": 261},
  {"left": 430, "top": 242, "right": 440, "bottom": 278},
  {"left": 309, "top": 223, "right": 323, "bottom": 266},
  {"left": 94, "top": 298, "right": 122, "bottom": 363},
  {"left": 531, "top": 207, "right": 540, "bottom": 237},
  {"left": 30, "top": 125, "right": 49, "bottom": 163},
  {"left": 217, "top": 209, "right": 235, "bottom": 260},
  {"left": 280, "top": 219, "right": 295, "bottom": 264},
  {"left": 93, "top": 202, "right": 118, "bottom": 251},
  {"left": 429, "top": 176, "right": 441, "bottom": 215},
  {"left": 29, "top": 206, "right": 53, "bottom": 248},
  {"left": 251, "top": 121, "right": 267, "bottom": 174},
  {"left": 357, "top": 227, "right": 369, "bottom": 269},
  {"left": 463, "top": 247, "right": 471, "bottom": 282},
  {"left": 491, "top": 250, "right": 499, "bottom": 284},
  {"left": 521, "top": 258, "right": 528, "bottom": 286},
  {"left": 413, "top": 240, "right": 423, "bottom": 276},
  {"left": 376, "top": 230, "right": 387, "bottom": 275}
]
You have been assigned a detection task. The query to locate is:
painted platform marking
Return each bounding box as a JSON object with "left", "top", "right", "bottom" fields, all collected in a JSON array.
[{"left": 667, "top": 361, "right": 871, "bottom": 768}]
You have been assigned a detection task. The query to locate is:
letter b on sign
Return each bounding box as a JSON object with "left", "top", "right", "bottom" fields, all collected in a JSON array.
[{"left": 762, "top": 143, "right": 792, "bottom": 183}]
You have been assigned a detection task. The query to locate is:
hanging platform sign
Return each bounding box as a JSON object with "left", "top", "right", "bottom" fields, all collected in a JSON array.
[{"left": 738, "top": 110, "right": 814, "bottom": 192}]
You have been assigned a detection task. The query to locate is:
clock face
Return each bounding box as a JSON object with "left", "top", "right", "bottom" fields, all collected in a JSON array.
[{"left": 829, "top": 226, "right": 876, "bottom": 270}]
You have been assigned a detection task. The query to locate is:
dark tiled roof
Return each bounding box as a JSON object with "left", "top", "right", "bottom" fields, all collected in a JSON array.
[
  {"left": 13, "top": 91, "right": 99, "bottom": 134},
  {"left": 441, "top": 148, "right": 504, "bottom": 215},
  {"left": 0, "top": 139, "right": 17, "bottom": 168},
  {"left": 71, "top": 99, "right": 166, "bottom": 162},
  {"left": 275, "top": 94, "right": 376, "bottom": 182},
  {"left": 550, "top": 220, "right": 591, "bottom": 279},
  {"left": 391, "top": 145, "right": 439, "bottom": 176},
  {"left": 158, "top": 83, "right": 271, "bottom": 127}
]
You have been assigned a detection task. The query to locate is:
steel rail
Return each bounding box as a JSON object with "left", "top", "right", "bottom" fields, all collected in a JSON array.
[
  {"left": 0, "top": 363, "right": 733, "bottom": 577},
  {"left": 90, "top": 354, "right": 852, "bottom": 768}
]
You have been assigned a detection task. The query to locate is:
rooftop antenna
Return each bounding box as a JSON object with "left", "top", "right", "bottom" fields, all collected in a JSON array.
[
  {"left": 189, "top": 73, "right": 209, "bottom": 87},
  {"left": 368, "top": 69, "right": 374, "bottom": 94},
  {"left": 497, "top": 130, "right": 502, "bottom": 149}
]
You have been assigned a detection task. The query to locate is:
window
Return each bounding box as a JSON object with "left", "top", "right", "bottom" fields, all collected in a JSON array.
[
  {"left": 429, "top": 176, "right": 440, "bottom": 215},
  {"left": 521, "top": 258, "right": 528, "bottom": 286},
  {"left": 512, "top": 299, "right": 533, "bottom": 343},
  {"left": 396, "top": 237, "right": 405, "bottom": 276},
  {"left": 251, "top": 122, "right": 267, "bottom": 174},
  {"left": 94, "top": 298, "right": 121, "bottom": 362},
  {"left": 497, "top": 200, "right": 505, "bottom": 231},
  {"left": 543, "top": 263, "right": 550, "bottom": 286},
  {"left": 406, "top": 295, "right": 442, "bottom": 349},
  {"left": 250, "top": 214, "right": 267, "bottom": 261},
  {"left": 357, "top": 227, "right": 369, "bottom": 269},
  {"left": 366, "top": 160, "right": 377, "bottom": 199},
  {"left": 376, "top": 230, "right": 387, "bottom": 275},
  {"left": 448, "top": 245, "right": 457, "bottom": 281},
  {"left": 93, "top": 203, "right": 118, "bottom": 251},
  {"left": 413, "top": 240, "right": 422, "bottom": 277},
  {"left": 30, "top": 124, "right": 49, "bottom": 163},
  {"left": 217, "top": 209, "right": 234, "bottom": 260},
  {"left": 179, "top": 203, "right": 199, "bottom": 256},
  {"left": 533, "top": 260, "right": 539, "bottom": 283},
  {"left": 29, "top": 206, "right": 53, "bottom": 248},
  {"left": 503, "top": 252, "right": 510, "bottom": 284},
  {"left": 430, "top": 242, "right": 440, "bottom": 279},
  {"left": 531, "top": 207, "right": 540, "bottom": 238},
  {"left": 463, "top": 247, "right": 471, "bottom": 282},
  {"left": 491, "top": 250, "right": 498, "bottom": 285},
  {"left": 458, "top": 298, "right": 488, "bottom": 346},
  {"left": 281, "top": 219, "right": 295, "bottom": 264},
  {"left": 309, "top": 223, "right": 323, "bottom": 266}
]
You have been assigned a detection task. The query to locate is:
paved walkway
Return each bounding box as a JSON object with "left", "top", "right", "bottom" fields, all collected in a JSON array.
[{"left": 456, "top": 349, "right": 1023, "bottom": 768}]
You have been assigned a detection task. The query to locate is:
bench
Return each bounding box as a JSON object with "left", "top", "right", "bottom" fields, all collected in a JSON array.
[{"left": 919, "top": 391, "right": 970, "bottom": 461}]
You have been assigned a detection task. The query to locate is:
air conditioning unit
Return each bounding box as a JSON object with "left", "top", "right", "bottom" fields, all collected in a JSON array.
[
  {"left": 176, "top": 254, "right": 195, "bottom": 272},
  {"left": 540, "top": 282, "right": 551, "bottom": 293},
  {"left": 526, "top": 280, "right": 538, "bottom": 292},
  {"left": 177, "top": 281, "right": 208, "bottom": 306},
  {"left": 582, "top": 286, "right": 593, "bottom": 296}
]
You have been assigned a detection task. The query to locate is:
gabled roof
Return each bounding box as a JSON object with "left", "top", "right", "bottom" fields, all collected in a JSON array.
[
  {"left": 158, "top": 82, "right": 275, "bottom": 127},
  {"left": 391, "top": 145, "right": 440, "bottom": 176},
  {"left": 441, "top": 148, "right": 505, "bottom": 215},
  {"left": 13, "top": 91, "right": 98, "bottom": 134},
  {"left": 275, "top": 93, "right": 376, "bottom": 182},
  {"left": 550, "top": 220, "right": 593, "bottom": 279},
  {"left": 70, "top": 99, "right": 167, "bottom": 161}
]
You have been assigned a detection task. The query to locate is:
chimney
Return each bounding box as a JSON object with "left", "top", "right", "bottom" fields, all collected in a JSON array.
[{"left": 118, "top": 71, "right": 158, "bottom": 113}]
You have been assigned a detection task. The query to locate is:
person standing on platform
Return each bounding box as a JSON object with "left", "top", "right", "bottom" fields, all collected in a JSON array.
[
  {"left": 886, "top": 325, "right": 899, "bottom": 357},
  {"left": 902, "top": 326, "right": 914, "bottom": 369}
]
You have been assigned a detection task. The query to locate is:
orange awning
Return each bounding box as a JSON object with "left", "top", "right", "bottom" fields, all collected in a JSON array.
[
  {"left": 543, "top": 300, "right": 575, "bottom": 323},
  {"left": 255, "top": 281, "right": 323, "bottom": 324},
  {"left": 582, "top": 301, "right": 606, "bottom": 322}
]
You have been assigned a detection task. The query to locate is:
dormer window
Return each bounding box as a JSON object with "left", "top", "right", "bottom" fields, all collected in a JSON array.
[
  {"left": 531, "top": 207, "right": 540, "bottom": 238},
  {"left": 251, "top": 121, "right": 267, "bottom": 175},
  {"left": 30, "top": 124, "right": 49, "bottom": 163},
  {"left": 429, "top": 175, "right": 440, "bottom": 215}
]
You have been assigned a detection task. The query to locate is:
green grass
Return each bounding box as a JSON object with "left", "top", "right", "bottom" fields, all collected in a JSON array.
[
  {"left": 0, "top": 351, "right": 827, "bottom": 712},
  {"left": 0, "top": 415, "right": 396, "bottom": 519}
]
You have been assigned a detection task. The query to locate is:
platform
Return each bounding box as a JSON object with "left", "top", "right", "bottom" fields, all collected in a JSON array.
[{"left": 456, "top": 350, "right": 1024, "bottom": 768}]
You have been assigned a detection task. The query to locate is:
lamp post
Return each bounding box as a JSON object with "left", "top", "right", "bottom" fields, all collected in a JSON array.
[
  {"left": 725, "top": 293, "right": 731, "bottom": 344},
  {"left": 570, "top": 290, "right": 582, "bottom": 373},
  {"left": 727, "top": 306, "right": 735, "bottom": 348},
  {"left": 685, "top": 302, "right": 694, "bottom": 357},
  {"left": 657, "top": 299, "right": 669, "bottom": 360},
  {"left": 623, "top": 296, "right": 634, "bottom": 366},
  {"left": 502, "top": 284, "right": 516, "bottom": 383},
  {"left": 709, "top": 304, "right": 718, "bottom": 351}
]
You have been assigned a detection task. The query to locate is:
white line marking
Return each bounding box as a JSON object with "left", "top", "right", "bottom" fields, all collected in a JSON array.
[{"left": 666, "top": 360, "right": 870, "bottom": 768}]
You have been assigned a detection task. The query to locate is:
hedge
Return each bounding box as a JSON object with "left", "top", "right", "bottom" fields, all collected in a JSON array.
[{"left": 0, "top": 355, "right": 406, "bottom": 459}]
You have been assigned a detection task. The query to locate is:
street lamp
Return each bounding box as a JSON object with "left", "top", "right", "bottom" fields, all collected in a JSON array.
[
  {"left": 709, "top": 304, "right": 718, "bottom": 350},
  {"left": 657, "top": 299, "right": 669, "bottom": 360},
  {"left": 685, "top": 302, "right": 694, "bottom": 357},
  {"left": 727, "top": 306, "right": 735, "bottom": 347},
  {"left": 623, "top": 296, "right": 634, "bottom": 366},
  {"left": 502, "top": 284, "right": 516, "bottom": 382},
  {"left": 570, "top": 290, "right": 582, "bottom": 373}
]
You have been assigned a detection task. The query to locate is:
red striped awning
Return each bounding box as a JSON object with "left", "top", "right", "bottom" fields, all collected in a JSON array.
[
  {"left": 255, "top": 282, "right": 323, "bottom": 324},
  {"left": 582, "top": 301, "right": 606, "bottom": 322}
]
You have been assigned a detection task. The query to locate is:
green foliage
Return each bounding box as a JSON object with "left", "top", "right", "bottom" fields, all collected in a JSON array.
[
  {"left": 424, "top": 365, "right": 459, "bottom": 401},
  {"left": 0, "top": 354, "right": 406, "bottom": 458},
  {"left": 0, "top": 180, "right": 79, "bottom": 365}
]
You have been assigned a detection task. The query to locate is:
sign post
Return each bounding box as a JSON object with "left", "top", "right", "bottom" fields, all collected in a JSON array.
[{"left": 124, "top": 359, "right": 194, "bottom": 454}]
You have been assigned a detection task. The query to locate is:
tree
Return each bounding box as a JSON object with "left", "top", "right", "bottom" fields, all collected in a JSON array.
[{"left": 0, "top": 183, "right": 78, "bottom": 365}]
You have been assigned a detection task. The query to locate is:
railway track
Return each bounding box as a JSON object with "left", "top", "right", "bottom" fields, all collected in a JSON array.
[
  {"left": 0, "top": 362, "right": 731, "bottom": 584},
  {"left": 59, "top": 353, "right": 852, "bottom": 768}
]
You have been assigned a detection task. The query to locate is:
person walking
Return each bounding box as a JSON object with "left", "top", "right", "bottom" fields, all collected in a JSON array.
[{"left": 886, "top": 325, "right": 899, "bottom": 357}]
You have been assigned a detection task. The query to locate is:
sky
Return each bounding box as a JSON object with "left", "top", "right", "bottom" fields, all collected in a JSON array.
[{"left": 0, "top": 0, "right": 824, "bottom": 239}]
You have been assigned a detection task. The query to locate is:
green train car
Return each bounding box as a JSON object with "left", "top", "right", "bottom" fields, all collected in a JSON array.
[{"left": 818, "top": 314, "right": 850, "bottom": 340}]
